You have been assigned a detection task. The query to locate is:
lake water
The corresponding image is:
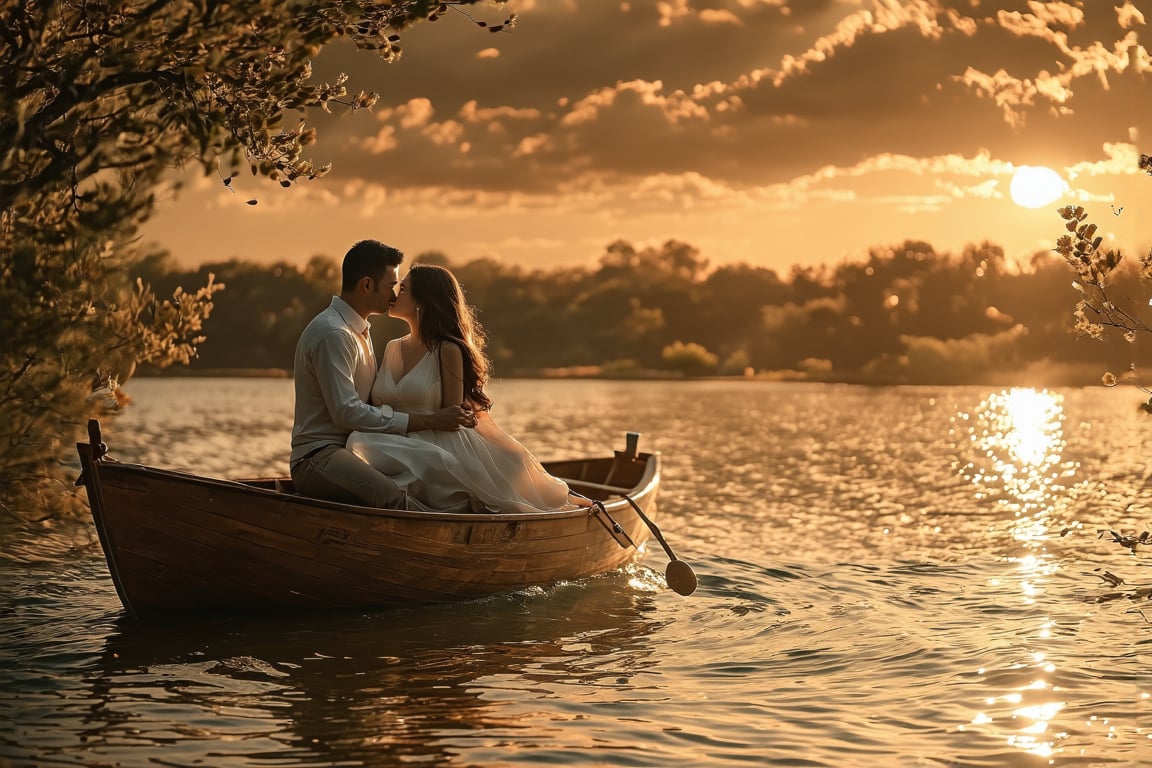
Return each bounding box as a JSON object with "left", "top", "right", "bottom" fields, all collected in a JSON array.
[{"left": 2, "top": 378, "right": 1151, "bottom": 767}]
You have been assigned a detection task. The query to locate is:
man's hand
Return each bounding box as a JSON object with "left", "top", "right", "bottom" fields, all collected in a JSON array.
[{"left": 409, "top": 405, "right": 477, "bottom": 433}]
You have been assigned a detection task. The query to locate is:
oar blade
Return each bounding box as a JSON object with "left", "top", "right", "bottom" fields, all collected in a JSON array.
[{"left": 665, "top": 559, "right": 698, "bottom": 596}]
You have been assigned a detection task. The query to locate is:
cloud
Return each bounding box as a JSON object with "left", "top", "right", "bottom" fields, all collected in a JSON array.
[
  {"left": 997, "top": 3, "right": 1084, "bottom": 38},
  {"left": 361, "top": 124, "right": 397, "bottom": 153},
  {"left": 955, "top": 67, "right": 1048, "bottom": 128},
  {"left": 1117, "top": 1, "right": 1146, "bottom": 30},
  {"left": 1066, "top": 142, "right": 1144, "bottom": 178},
  {"left": 951, "top": 3, "right": 1146, "bottom": 125},
  {"left": 324, "top": 0, "right": 1147, "bottom": 202},
  {"left": 142, "top": 1, "right": 1152, "bottom": 273},
  {"left": 755, "top": 0, "right": 962, "bottom": 88},
  {"left": 654, "top": 0, "right": 772, "bottom": 27},
  {"left": 872, "top": 193, "right": 954, "bottom": 214},
  {"left": 938, "top": 178, "right": 1003, "bottom": 201},
  {"left": 458, "top": 101, "right": 542, "bottom": 124},
  {"left": 699, "top": 8, "right": 743, "bottom": 25}
]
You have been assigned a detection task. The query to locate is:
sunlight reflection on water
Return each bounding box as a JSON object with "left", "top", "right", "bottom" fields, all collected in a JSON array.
[
  {"left": 956, "top": 387, "right": 1072, "bottom": 524},
  {"left": 953, "top": 389, "right": 1079, "bottom": 762}
]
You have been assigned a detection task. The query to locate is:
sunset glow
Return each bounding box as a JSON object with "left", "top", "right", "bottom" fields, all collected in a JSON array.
[{"left": 139, "top": 1, "right": 1152, "bottom": 273}]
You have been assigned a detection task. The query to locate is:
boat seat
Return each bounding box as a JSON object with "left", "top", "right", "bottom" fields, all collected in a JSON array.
[{"left": 567, "top": 480, "right": 632, "bottom": 495}]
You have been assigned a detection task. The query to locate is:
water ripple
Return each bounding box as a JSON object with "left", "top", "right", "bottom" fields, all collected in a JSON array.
[{"left": 3, "top": 380, "right": 1151, "bottom": 767}]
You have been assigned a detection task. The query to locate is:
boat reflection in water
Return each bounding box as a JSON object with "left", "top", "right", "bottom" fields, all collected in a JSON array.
[{"left": 85, "top": 571, "right": 666, "bottom": 766}]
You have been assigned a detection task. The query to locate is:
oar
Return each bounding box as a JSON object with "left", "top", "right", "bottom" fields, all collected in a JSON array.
[{"left": 622, "top": 494, "right": 697, "bottom": 596}]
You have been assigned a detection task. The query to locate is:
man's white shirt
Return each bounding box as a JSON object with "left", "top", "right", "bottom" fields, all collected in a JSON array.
[{"left": 290, "top": 296, "right": 409, "bottom": 465}]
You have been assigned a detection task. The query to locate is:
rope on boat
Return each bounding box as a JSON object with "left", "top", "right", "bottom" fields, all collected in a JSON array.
[
  {"left": 578, "top": 489, "right": 698, "bottom": 596},
  {"left": 571, "top": 489, "right": 636, "bottom": 550}
]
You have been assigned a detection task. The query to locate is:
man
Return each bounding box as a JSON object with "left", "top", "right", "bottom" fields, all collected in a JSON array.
[{"left": 290, "top": 239, "right": 475, "bottom": 507}]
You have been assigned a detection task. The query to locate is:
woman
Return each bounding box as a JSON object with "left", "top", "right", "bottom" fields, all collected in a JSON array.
[{"left": 347, "top": 264, "right": 577, "bottom": 514}]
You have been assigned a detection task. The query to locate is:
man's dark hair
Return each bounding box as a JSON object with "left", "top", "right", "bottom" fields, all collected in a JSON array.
[{"left": 341, "top": 240, "right": 404, "bottom": 291}]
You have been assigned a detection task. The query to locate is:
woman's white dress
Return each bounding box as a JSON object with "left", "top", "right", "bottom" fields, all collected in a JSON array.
[{"left": 347, "top": 340, "right": 572, "bottom": 513}]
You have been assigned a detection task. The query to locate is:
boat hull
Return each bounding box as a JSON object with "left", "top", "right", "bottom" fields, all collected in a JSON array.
[{"left": 76, "top": 423, "right": 660, "bottom": 617}]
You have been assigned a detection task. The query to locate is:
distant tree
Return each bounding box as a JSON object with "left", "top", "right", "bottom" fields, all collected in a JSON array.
[
  {"left": 134, "top": 258, "right": 336, "bottom": 370},
  {"left": 96, "top": 236, "right": 1152, "bottom": 389},
  {"left": 0, "top": 0, "right": 508, "bottom": 512},
  {"left": 719, "top": 350, "right": 752, "bottom": 376},
  {"left": 571, "top": 239, "right": 709, "bottom": 366},
  {"left": 661, "top": 341, "right": 718, "bottom": 377},
  {"left": 303, "top": 254, "right": 341, "bottom": 287},
  {"left": 697, "top": 263, "right": 788, "bottom": 367}
]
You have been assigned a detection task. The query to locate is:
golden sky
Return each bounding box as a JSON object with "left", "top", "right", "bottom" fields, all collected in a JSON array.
[{"left": 140, "top": 0, "right": 1152, "bottom": 274}]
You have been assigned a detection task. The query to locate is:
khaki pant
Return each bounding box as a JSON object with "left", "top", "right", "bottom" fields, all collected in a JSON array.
[{"left": 290, "top": 445, "right": 408, "bottom": 509}]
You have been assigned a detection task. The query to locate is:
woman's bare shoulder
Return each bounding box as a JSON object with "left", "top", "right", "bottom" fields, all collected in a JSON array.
[{"left": 438, "top": 340, "right": 464, "bottom": 362}]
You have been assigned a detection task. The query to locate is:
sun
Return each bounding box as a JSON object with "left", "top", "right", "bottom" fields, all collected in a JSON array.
[{"left": 1009, "top": 165, "right": 1068, "bottom": 209}]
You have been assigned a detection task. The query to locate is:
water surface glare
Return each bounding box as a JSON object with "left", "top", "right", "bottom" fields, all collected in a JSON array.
[{"left": 2, "top": 379, "right": 1151, "bottom": 767}]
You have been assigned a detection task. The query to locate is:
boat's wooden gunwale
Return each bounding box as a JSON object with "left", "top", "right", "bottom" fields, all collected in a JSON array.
[{"left": 97, "top": 459, "right": 655, "bottom": 522}]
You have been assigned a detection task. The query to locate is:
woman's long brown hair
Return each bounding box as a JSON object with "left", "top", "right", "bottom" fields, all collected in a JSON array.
[{"left": 408, "top": 264, "right": 493, "bottom": 411}]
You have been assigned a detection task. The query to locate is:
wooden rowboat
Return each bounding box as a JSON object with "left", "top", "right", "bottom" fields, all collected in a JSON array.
[{"left": 76, "top": 420, "right": 662, "bottom": 618}]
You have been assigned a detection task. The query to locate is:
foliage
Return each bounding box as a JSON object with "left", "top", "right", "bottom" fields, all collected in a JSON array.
[
  {"left": 0, "top": 0, "right": 506, "bottom": 513},
  {"left": 133, "top": 256, "right": 331, "bottom": 369},
  {"left": 133, "top": 236, "right": 1149, "bottom": 388},
  {"left": 720, "top": 350, "right": 752, "bottom": 377},
  {"left": 660, "top": 341, "right": 718, "bottom": 377},
  {"left": 1052, "top": 153, "right": 1152, "bottom": 395},
  {"left": 0, "top": 249, "right": 221, "bottom": 512},
  {"left": 1051, "top": 152, "right": 1152, "bottom": 597},
  {"left": 2, "top": 0, "right": 513, "bottom": 209},
  {"left": 1057, "top": 207, "right": 1148, "bottom": 340}
]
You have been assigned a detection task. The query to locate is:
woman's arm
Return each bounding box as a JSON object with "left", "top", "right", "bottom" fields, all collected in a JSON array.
[{"left": 438, "top": 341, "right": 467, "bottom": 408}]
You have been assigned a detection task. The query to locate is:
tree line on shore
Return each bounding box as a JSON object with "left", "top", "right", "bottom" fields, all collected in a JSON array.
[{"left": 132, "top": 235, "right": 1152, "bottom": 387}]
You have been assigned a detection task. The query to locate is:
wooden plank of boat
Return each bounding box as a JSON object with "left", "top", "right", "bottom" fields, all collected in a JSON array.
[{"left": 76, "top": 420, "right": 662, "bottom": 618}]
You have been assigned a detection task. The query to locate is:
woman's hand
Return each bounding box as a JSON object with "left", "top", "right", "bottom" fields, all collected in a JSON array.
[{"left": 412, "top": 404, "right": 476, "bottom": 432}]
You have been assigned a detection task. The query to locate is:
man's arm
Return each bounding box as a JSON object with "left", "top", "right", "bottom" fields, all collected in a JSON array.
[
  {"left": 313, "top": 330, "right": 410, "bottom": 434},
  {"left": 408, "top": 406, "right": 476, "bottom": 433},
  {"left": 315, "top": 330, "right": 473, "bottom": 434}
]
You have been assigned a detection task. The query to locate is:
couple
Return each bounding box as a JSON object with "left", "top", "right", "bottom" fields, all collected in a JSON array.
[{"left": 289, "top": 239, "right": 575, "bottom": 514}]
